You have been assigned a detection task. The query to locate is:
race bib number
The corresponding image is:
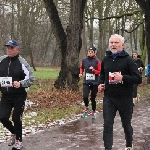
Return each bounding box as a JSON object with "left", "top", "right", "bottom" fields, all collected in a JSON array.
[
  {"left": 86, "top": 73, "right": 95, "bottom": 80},
  {"left": 109, "top": 72, "right": 122, "bottom": 84},
  {"left": 0, "top": 77, "right": 12, "bottom": 87}
]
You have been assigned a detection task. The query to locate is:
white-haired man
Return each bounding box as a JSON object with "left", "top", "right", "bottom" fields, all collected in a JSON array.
[{"left": 98, "top": 34, "right": 142, "bottom": 150}]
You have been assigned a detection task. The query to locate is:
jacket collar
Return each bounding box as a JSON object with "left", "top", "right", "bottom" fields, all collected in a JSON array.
[
  {"left": 8, "top": 54, "right": 19, "bottom": 60},
  {"left": 107, "top": 50, "right": 129, "bottom": 58}
]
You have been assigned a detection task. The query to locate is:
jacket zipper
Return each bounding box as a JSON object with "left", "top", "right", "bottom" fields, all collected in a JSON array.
[{"left": 7, "top": 58, "right": 11, "bottom": 92}]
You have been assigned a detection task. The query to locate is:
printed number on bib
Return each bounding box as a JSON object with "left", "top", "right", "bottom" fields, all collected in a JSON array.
[
  {"left": 109, "top": 72, "right": 122, "bottom": 84},
  {"left": 86, "top": 73, "right": 95, "bottom": 80},
  {"left": 0, "top": 77, "right": 12, "bottom": 87}
]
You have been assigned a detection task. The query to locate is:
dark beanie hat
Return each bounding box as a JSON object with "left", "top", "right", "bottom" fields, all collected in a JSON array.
[{"left": 88, "top": 46, "right": 96, "bottom": 52}]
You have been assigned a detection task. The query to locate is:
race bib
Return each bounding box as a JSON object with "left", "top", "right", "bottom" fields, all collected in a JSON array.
[
  {"left": 0, "top": 77, "right": 12, "bottom": 87},
  {"left": 109, "top": 72, "right": 122, "bottom": 84},
  {"left": 86, "top": 73, "right": 95, "bottom": 80}
]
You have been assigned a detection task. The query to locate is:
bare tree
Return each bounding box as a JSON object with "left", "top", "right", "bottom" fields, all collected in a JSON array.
[
  {"left": 43, "top": 0, "right": 87, "bottom": 90},
  {"left": 134, "top": 0, "right": 150, "bottom": 83},
  {"left": 0, "top": 0, "right": 58, "bottom": 67},
  {"left": 83, "top": 0, "right": 143, "bottom": 60},
  {"left": 0, "top": 0, "right": 148, "bottom": 73}
]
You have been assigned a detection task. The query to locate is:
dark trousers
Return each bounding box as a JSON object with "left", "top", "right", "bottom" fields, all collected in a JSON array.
[
  {"left": 133, "top": 84, "right": 138, "bottom": 98},
  {"left": 103, "top": 96, "right": 133, "bottom": 149},
  {"left": 83, "top": 84, "right": 98, "bottom": 111},
  {"left": 0, "top": 94, "right": 26, "bottom": 142}
]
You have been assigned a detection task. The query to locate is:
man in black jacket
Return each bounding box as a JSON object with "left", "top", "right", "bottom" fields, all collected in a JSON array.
[
  {"left": 0, "top": 40, "right": 34, "bottom": 149},
  {"left": 132, "top": 51, "right": 144, "bottom": 105},
  {"left": 98, "top": 34, "right": 142, "bottom": 150}
]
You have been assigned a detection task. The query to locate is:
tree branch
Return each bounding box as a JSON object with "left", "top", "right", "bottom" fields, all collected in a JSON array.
[
  {"left": 85, "top": 10, "right": 143, "bottom": 21},
  {"left": 115, "top": 22, "right": 144, "bottom": 33}
]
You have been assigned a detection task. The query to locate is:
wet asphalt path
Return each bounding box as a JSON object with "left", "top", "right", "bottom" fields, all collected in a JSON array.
[{"left": 0, "top": 99, "right": 150, "bottom": 150}]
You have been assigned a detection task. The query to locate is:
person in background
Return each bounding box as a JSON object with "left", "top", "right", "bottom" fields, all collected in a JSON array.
[
  {"left": 145, "top": 63, "right": 150, "bottom": 77},
  {"left": 79, "top": 46, "right": 101, "bottom": 119},
  {"left": 132, "top": 51, "right": 144, "bottom": 105},
  {"left": 0, "top": 40, "right": 34, "bottom": 149},
  {"left": 98, "top": 34, "right": 142, "bottom": 150}
]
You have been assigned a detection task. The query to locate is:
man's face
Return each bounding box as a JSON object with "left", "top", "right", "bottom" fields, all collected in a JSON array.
[
  {"left": 6, "top": 46, "right": 20, "bottom": 57},
  {"left": 87, "top": 50, "right": 95, "bottom": 57},
  {"left": 109, "top": 36, "right": 124, "bottom": 54},
  {"left": 132, "top": 53, "right": 138, "bottom": 59}
]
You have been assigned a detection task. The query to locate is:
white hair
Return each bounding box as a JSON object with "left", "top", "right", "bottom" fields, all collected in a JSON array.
[{"left": 109, "top": 34, "right": 124, "bottom": 43}]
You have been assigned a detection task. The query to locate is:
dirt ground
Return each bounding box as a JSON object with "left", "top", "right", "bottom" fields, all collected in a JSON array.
[{"left": 0, "top": 98, "right": 150, "bottom": 150}]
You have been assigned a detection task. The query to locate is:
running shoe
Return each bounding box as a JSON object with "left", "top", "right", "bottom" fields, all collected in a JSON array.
[
  {"left": 12, "top": 140, "right": 23, "bottom": 149},
  {"left": 82, "top": 108, "right": 89, "bottom": 117},
  {"left": 91, "top": 111, "right": 96, "bottom": 119},
  {"left": 8, "top": 134, "right": 16, "bottom": 146}
]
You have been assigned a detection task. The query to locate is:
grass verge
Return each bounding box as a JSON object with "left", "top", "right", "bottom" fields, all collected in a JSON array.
[{"left": 25, "top": 67, "right": 150, "bottom": 126}]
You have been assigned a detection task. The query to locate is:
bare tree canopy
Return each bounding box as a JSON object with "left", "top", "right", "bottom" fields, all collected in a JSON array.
[
  {"left": 1, "top": 0, "right": 150, "bottom": 87},
  {"left": 43, "top": 0, "right": 87, "bottom": 90}
]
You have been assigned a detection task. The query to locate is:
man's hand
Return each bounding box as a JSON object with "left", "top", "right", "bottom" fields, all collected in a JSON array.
[
  {"left": 138, "top": 67, "right": 143, "bottom": 72},
  {"left": 79, "top": 74, "right": 82, "bottom": 78},
  {"left": 13, "top": 81, "right": 20, "bottom": 88},
  {"left": 114, "top": 72, "right": 123, "bottom": 82},
  {"left": 89, "top": 66, "right": 94, "bottom": 70},
  {"left": 98, "top": 84, "right": 105, "bottom": 92}
]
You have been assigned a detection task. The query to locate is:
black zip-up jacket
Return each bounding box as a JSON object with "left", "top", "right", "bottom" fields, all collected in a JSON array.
[
  {"left": 0, "top": 54, "right": 34, "bottom": 96},
  {"left": 99, "top": 50, "right": 142, "bottom": 98},
  {"left": 133, "top": 58, "right": 145, "bottom": 76}
]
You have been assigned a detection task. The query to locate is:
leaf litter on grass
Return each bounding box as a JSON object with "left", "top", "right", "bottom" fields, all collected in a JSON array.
[{"left": 1, "top": 77, "right": 150, "bottom": 144}]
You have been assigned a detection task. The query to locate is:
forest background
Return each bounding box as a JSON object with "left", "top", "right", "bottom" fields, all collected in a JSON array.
[
  {"left": 0, "top": 0, "right": 150, "bottom": 127},
  {"left": 0, "top": 0, "right": 150, "bottom": 90}
]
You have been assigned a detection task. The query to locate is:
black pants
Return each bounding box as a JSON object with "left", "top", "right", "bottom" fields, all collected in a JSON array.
[
  {"left": 133, "top": 84, "right": 138, "bottom": 98},
  {"left": 0, "top": 94, "right": 26, "bottom": 142},
  {"left": 103, "top": 96, "right": 133, "bottom": 149},
  {"left": 83, "top": 84, "right": 98, "bottom": 111}
]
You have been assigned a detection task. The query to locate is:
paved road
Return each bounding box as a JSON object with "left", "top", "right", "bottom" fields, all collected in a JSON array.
[{"left": 0, "top": 99, "right": 150, "bottom": 150}]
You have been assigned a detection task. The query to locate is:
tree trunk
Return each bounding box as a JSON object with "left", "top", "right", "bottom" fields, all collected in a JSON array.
[
  {"left": 43, "top": 0, "right": 67, "bottom": 89},
  {"left": 43, "top": 0, "right": 87, "bottom": 90},
  {"left": 145, "top": 12, "right": 150, "bottom": 83},
  {"left": 139, "top": 13, "right": 146, "bottom": 64},
  {"left": 65, "top": 0, "right": 87, "bottom": 91},
  {"left": 134, "top": 0, "right": 150, "bottom": 83},
  {"left": 29, "top": 47, "right": 36, "bottom": 71}
]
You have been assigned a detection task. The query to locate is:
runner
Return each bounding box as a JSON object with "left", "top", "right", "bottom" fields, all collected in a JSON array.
[{"left": 79, "top": 46, "right": 101, "bottom": 119}]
